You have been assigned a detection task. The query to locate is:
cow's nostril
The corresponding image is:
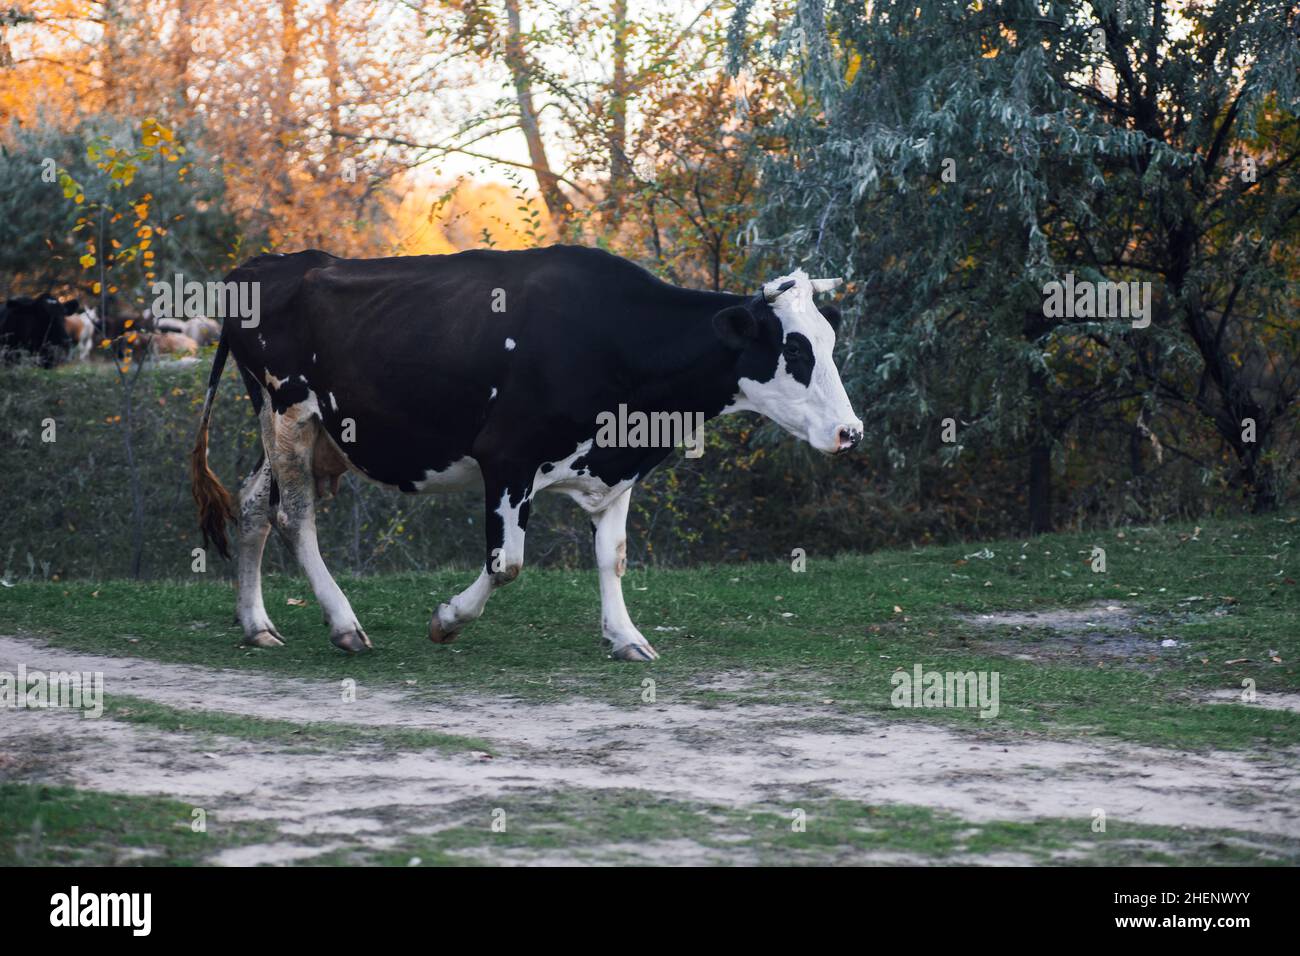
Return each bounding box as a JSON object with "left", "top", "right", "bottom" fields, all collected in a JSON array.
[{"left": 837, "top": 426, "right": 861, "bottom": 451}]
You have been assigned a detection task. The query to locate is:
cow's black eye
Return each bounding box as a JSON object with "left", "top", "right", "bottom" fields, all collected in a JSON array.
[{"left": 781, "top": 333, "right": 815, "bottom": 386}]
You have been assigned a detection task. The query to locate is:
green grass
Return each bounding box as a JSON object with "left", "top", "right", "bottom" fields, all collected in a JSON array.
[
  {"left": 101, "top": 694, "right": 494, "bottom": 754},
  {"left": 10, "top": 781, "right": 1282, "bottom": 867},
  {"left": 0, "top": 783, "right": 275, "bottom": 866},
  {"left": 2, "top": 512, "right": 1298, "bottom": 751},
  {"left": 288, "top": 790, "right": 1300, "bottom": 867}
]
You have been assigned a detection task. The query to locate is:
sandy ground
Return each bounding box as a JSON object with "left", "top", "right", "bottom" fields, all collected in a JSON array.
[{"left": 2, "top": 633, "right": 1297, "bottom": 865}]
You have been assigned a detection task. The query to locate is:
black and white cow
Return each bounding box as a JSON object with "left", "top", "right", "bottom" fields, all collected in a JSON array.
[{"left": 191, "top": 246, "right": 862, "bottom": 658}]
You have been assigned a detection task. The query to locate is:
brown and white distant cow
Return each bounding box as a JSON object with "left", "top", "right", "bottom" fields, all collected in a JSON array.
[
  {"left": 151, "top": 331, "right": 199, "bottom": 357},
  {"left": 63, "top": 305, "right": 99, "bottom": 361}
]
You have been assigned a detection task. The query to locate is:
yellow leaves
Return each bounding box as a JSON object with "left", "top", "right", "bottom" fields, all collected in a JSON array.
[
  {"left": 137, "top": 225, "right": 153, "bottom": 239},
  {"left": 141, "top": 117, "right": 175, "bottom": 147},
  {"left": 79, "top": 253, "right": 96, "bottom": 268},
  {"left": 92, "top": 281, "right": 102, "bottom": 294},
  {"left": 134, "top": 202, "right": 149, "bottom": 220},
  {"left": 844, "top": 53, "right": 862, "bottom": 86}
]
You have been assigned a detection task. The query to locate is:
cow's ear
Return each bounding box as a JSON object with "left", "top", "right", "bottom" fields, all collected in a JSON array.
[
  {"left": 818, "top": 304, "right": 842, "bottom": 333},
  {"left": 712, "top": 304, "right": 758, "bottom": 350}
]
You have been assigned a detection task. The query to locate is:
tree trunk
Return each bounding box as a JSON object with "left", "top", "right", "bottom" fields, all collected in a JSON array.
[
  {"left": 121, "top": 370, "right": 146, "bottom": 579},
  {"left": 1028, "top": 442, "right": 1052, "bottom": 534},
  {"left": 273, "top": 0, "right": 300, "bottom": 208},
  {"left": 1240, "top": 444, "right": 1279, "bottom": 513},
  {"left": 1023, "top": 310, "right": 1054, "bottom": 534},
  {"left": 324, "top": 0, "right": 341, "bottom": 178},
  {"left": 606, "top": 0, "right": 630, "bottom": 208},
  {"left": 173, "top": 0, "right": 192, "bottom": 107},
  {"left": 503, "top": 0, "right": 568, "bottom": 228}
]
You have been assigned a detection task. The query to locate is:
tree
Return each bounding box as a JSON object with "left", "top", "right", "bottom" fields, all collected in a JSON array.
[
  {"left": 0, "top": 113, "right": 244, "bottom": 295},
  {"left": 55, "top": 118, "right": 211, "bottom": 577},
  {"left": 734, "top": 0, "right": 1300, "bottom": 525}
]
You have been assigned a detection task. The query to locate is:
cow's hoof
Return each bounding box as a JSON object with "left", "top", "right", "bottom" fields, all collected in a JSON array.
[
  {"left": 609, "top": 642, "right": 659, "bottom": 662},
  {"left": 331, "top": 628, "right": 372, "bottom": 654},
  {"left": 243, "top": 630, "right": 284, "bottom": 649},
  {"left": 427, "top": 605, "right": 460, "bottom": 644}
]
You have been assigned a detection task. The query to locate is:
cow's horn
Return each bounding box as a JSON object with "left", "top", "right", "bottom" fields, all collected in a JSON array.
[
  {"left": 810, "top": 277, "right": 844, "bottom": 293},
  {"left": 764, "top": 279, "right": 797, "bottom": 303}
]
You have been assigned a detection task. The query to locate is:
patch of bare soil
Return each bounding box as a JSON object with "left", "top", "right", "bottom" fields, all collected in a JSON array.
[
  {"left": 1, "top": 634, "right": 1297, "bottom": 865},
  {"left": 1200, "top": 690, "right": 1300, "bottom": 714},
  {"left": 960, "top": 601, "right": 1179, "bottom": 663}
]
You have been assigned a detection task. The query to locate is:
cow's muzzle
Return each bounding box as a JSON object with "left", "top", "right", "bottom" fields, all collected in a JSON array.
[{"left": 834, "top": 424, "right": 863, "bottom": 454}]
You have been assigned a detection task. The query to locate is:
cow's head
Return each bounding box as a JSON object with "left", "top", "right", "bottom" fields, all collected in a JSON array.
[{"left": 713, "top": 269, "right": 863, "bottom": 455}]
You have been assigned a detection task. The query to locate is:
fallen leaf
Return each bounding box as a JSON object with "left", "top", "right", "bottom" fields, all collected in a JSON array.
[{"left": 286, "top": 597, "right": 308, "bottom": 606}]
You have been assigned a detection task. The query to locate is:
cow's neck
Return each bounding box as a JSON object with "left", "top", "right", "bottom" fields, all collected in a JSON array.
[{"left": 621, "top": 288, "right": 750, "bottom": 420}]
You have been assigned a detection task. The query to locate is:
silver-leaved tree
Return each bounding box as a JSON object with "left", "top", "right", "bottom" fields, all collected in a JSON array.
[{"left": 734, "top": 0, "right": 1299, "bottom": 527}]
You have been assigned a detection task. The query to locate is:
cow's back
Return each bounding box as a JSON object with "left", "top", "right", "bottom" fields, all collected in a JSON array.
[{"left": 219, "top": 246, "right": 734, "bottom": 490}]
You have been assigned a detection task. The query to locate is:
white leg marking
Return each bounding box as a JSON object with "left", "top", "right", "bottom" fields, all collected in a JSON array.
[
  {"left": 592, "top": 489, "right": 658, "bottom": 661},
  {"left": 435, "top": 569, "right": 496, "bottom": 634},
  {"left": 236, "top": 459, "right": 279, "bottom": 646},
  {"left": 431, "top": 487, "right": 529, "bottom": 641}
]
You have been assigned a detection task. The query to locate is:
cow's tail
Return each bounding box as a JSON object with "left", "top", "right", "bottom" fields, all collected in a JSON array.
[{"left": 191, "top": 329, "right": 236, "bottom": 559}]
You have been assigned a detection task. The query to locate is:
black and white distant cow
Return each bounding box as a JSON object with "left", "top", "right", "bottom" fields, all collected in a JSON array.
[{"left": 191, "top": 246, "right": 862, "bottom": 658}]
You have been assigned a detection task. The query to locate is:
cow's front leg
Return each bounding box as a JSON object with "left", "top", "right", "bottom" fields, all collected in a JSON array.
[
  {"left": 592, "top": 489, "right": 658, "bottom": 661},
  {"left": 429, "top": 475, "right": 532, "bottom": 644}
]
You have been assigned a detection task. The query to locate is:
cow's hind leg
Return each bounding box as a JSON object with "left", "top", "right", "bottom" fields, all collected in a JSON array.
[
  {"left": 429, "top": 472, "right": 532, "bottom": 643},
  {"left": 268, "top": 402, "right": 371, "bottom": 654},
  {"left": 590, "top": 489, "right": 658, "bottom": 661},
  {"left": 236, "top": 454, "right": 283, "bottom": 647}
]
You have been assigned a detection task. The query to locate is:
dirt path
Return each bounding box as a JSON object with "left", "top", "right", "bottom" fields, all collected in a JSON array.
[{"left": 2, "top": 634, "right": 1297, "bottom": 864}]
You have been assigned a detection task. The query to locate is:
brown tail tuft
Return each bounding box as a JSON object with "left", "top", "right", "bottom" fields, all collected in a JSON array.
[
  {"left": 191, "top": 332, "right": 235, "bottom": 559},
  {"left": 191, "top": 420, "right": 236, "bottom": 560}
]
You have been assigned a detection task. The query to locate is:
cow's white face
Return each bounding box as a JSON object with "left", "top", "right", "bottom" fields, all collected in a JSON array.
[{"left": 714, "top": 269, "right": 863, "bottom": 455}]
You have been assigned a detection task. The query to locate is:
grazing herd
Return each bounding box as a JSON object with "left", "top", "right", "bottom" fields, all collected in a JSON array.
[{"left": 0, "top": 293, "right": 220, "bottom": 367}]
